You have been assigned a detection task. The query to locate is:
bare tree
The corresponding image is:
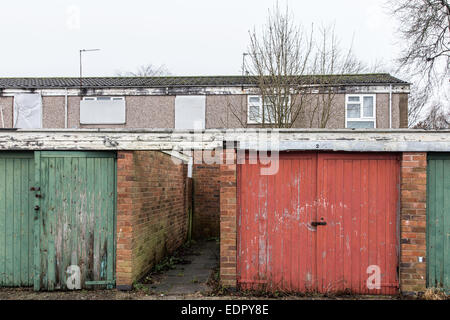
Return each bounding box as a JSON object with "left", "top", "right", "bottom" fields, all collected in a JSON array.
[
  {"left": 306, "top": 25, "right": 376, "bottom": 128},
  {"left": 388, "top": 0, "right": 449, "bottom": 84},
  {"left": 242, "top": 4, "right": 314, "bottom": 128},
  {"left": 226, "top": 5, "right": 382, "bottom": 129},
  {"left": 388, "top": 0, "right": 450, "bottom": 127},
  {"left": 115, "top": 64, "right": 171, "bottom": 77},
  {"left": 414, "top": 101, "right": 450, "bottom": 129}
]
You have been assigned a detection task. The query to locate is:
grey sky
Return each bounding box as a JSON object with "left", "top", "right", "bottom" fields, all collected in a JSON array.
[{"left": 0, "top": 0, "right": 400, "bottom": 77}]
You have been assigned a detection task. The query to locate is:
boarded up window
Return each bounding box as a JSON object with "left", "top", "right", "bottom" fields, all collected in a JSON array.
[
  {"left": 175, "top": 96, "right": 206, "bottom": 130},
  {"left": 80, "top": 97, "right": 126, "bottom": 124},
  {"left": 13, "top": 94, "right": 42, "bottom": 129}
]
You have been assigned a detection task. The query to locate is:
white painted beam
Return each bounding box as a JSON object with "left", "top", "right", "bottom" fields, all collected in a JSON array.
[{"left": 0, "top": 129, "right": 448, "bottom": 152}]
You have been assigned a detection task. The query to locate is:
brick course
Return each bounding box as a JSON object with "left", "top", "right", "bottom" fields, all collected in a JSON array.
[
  {"left": 399, "top": 152, "right": 427, "bottom": 293},
  {"left": 219, "top": 148, "right": 237, "bottom": 288},
  {"left": 116, "top": 151, "right": 190, "bottom": 288}
]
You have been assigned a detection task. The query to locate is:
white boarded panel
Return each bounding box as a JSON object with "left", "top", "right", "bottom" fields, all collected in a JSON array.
[
  {"left": 80, "top": 99, "right": 126, "bottom": 124},
  {"left": 13, "top": 93, "right": 42, "bottom": 129},
  {"left": 175, "top": 96, "right": 205, "bottom": 130}
]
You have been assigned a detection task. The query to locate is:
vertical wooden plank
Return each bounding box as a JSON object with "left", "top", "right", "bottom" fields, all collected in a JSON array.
[
  {"left": 12, "top": 159, "right": 21, "bottom": 286},
  {"left": 326, "top": 158, "right": 337, "bottom": 293},
  {"left": 266, "top": 159, "right": 275, "bottom": 291},
  {"left": 112, "top": 156, "right": 118, "bottom": 287},
  {"left": 54, "top": 157, "right": 64, "bottom": 289},
  {"left": 86, "top": 157, "right": 95, "bottom": 285},
  {"left": 308, "top": 154, "right": 317, "bottom": 292},
  {"left": 33, "top": 151, "right": 41, "bottom": 291},
  {"left": 61, "top": 156, "right": 72, "bottom": 289},
  {"left": 47, "top": 157, "right": 56, "bottom": 290},
  {"left": 283, "top": 158, "right": 292, "bottom": 291},
  {"left": 93, "top": 158, "right": 100, "bottom": 281},
  {"left": 375, "top": 159, "right": 384, "bottom": 295},
  {"left": 39, "top": 157, "right": 49, "bottom": 290},
  {"left": 290, "top": 158, "right": 300, "bottom": 292},
  {"left": 296, "top": 158, "right": 304, "bottom": 292},
  {"left": 5, "top": 158, "right": 14, "bottom": 286},
  {"left": 367, "top": 159, "right": 378, "bottom": 290},
  {"left": 435, "top": 160, "right": 444, "bottom": 287},
  {"left": 27, "top": 158, "right": 34, "bottom": 286},
  {"left": 272, "top": 158, "right": 283, "bottom": 290},
  {"left": 99, "top": 157, "right": 108, "bottom": 281},
  {"left": 71, "top": 157, "right": 80, "bottom": 275},
  {"left": 237, "top": 162, "right": 244, "bottom": 287},
  {"left": 0, "top": 158, "right": 5, "bottom": 286},
  {"left": 360, "top": 159, "right": 370, "bottom": 294},
  {"left": 443, "top": 159, "right": 450, "bottom": 290},
  {"left": 78, "top": 156, "right": 87, "bottom": 287},
  {"left": 342, "top": 159, "right": 353, "bottom": 292},
  {"left": 334, "top": 159, "right": 345, "bottom": 293},
  {"left": 20, "top": 159, "right": 29, "bottom": 286},
  {"left": 427, "top": 158, "right": 436, "bottom": 287},
  {"left": 351, "top": 160, "right": 361, "bottom": 293},
  {"left": 316, "top": 154, "right": 325, "bottom": 292}
]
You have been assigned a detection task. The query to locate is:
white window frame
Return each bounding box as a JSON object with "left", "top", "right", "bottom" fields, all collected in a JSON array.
[
  {"left": 82, "top": 96, "right": 125, "bottom": 101},
  {"left": 345, "top": 94, "right": 377, "bottom": 129},
  {"left": 247, "top": 95, "right": 292, "bottom": 125},
  {"left": 247, "top": 95, "right": 263, "bottom": 124}
]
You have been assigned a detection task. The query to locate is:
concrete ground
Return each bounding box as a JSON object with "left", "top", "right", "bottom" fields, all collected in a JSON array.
[
  {"left": 147, "top": 240, "right": 219, "bottom": 295},
  {"left": 0, "top": 240, "right": 435, "bottom": 300}
]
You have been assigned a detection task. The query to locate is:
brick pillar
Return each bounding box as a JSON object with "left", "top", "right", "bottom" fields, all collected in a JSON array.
[
  {"left": 220, "top": 148, "right": 237, "bottom": 288},
  {"left": 400, "top": 152, "right": 427, "bottom": 294},
  {"left": 116, "top": 151, "right": 135, "bottom": 290}
]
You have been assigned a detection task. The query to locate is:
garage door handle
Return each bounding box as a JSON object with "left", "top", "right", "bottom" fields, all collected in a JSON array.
[{"left": 311, "top": 221, "right": 327, "bottom": 227}]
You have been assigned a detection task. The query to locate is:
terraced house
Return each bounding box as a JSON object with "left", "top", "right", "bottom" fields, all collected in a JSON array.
[{"left": 0, "top": 74, "right": 409, "bottom": 130}]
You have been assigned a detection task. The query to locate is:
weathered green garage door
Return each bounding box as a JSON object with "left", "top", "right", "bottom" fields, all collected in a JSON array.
[
  {"left": 34, "top": 152, "right": 116, "bottom": 291},
  {"left": 0, "top": 153, "right": 35, "bottom": 287},
  {"left": 427, "top": 153, "right": 450, "bottom": 292}
]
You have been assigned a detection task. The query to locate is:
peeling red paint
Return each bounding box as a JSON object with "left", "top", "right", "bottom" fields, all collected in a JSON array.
[{"left": 237, "top": 152, "right": 400, "bottom": 295}]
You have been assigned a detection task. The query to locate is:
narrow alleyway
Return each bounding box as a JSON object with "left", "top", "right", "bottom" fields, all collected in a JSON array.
[{"left": 148, "top": 240, "right": 219, "bottom": 295}]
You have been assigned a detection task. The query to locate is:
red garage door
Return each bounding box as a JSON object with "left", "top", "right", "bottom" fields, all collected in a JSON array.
[{"left": 237, "top": 152, "right": 400, "bottom": 295}]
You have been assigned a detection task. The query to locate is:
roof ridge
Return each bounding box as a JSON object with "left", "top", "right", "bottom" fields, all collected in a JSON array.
[{"left": 0, "top": 73, "right": 394, "bottom": 79}]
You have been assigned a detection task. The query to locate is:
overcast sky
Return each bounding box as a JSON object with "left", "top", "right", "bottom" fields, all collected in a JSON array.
[{"left": 0, "top": 0, "right": 400, "bottom": 77}]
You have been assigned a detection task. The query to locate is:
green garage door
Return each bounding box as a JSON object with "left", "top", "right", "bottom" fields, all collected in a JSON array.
[
  {"left": 0, "top": 151, "right": 116, "bottom": 291},
  {"left": 427, "top": 153, "right": 450, "bottom": 291},
  {"left": 0, "top": 153, "right": 35, "bottom": 287},
  {"left": 35, "top": 152, "right": 116, "bottom": 291}
]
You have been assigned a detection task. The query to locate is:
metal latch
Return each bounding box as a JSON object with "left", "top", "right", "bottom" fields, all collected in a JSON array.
[{"left": 311, "top": 221, "right": 327, "bottom": 227}]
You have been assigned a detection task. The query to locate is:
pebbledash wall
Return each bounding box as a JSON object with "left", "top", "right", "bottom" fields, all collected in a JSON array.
[
  {"left": 116, "top": 151, "right": 191, "bottom": 289},
  {"left": 0, "top": 93, "right": 407, "bottom": 129},
  {"left": 219, "top": 149, "right": 428, "bottom": 294}
]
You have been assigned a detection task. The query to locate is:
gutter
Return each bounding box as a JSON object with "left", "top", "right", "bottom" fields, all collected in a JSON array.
[
  {"left": 389, "top": 84, "right": 393, "bottom": 129},
  {"left": 64, "top": 88, "right": 68, "bottom": 128},
  {"left": 0, "top": 104, "right": 4, "bottom": 128}
]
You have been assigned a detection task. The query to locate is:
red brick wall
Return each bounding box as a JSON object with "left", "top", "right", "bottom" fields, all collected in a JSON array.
[
  {"left": 219, "top": 148, "right": 238, "bottom": 288},
  {"left": 116, "top": 151, "right": 190, "bottom": 289},
  {"left": 192, "top": 162, "right": 220, "bottom": 239},
  {"left": 400, "top": 152, "right": 427, "bottom": 293}
]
